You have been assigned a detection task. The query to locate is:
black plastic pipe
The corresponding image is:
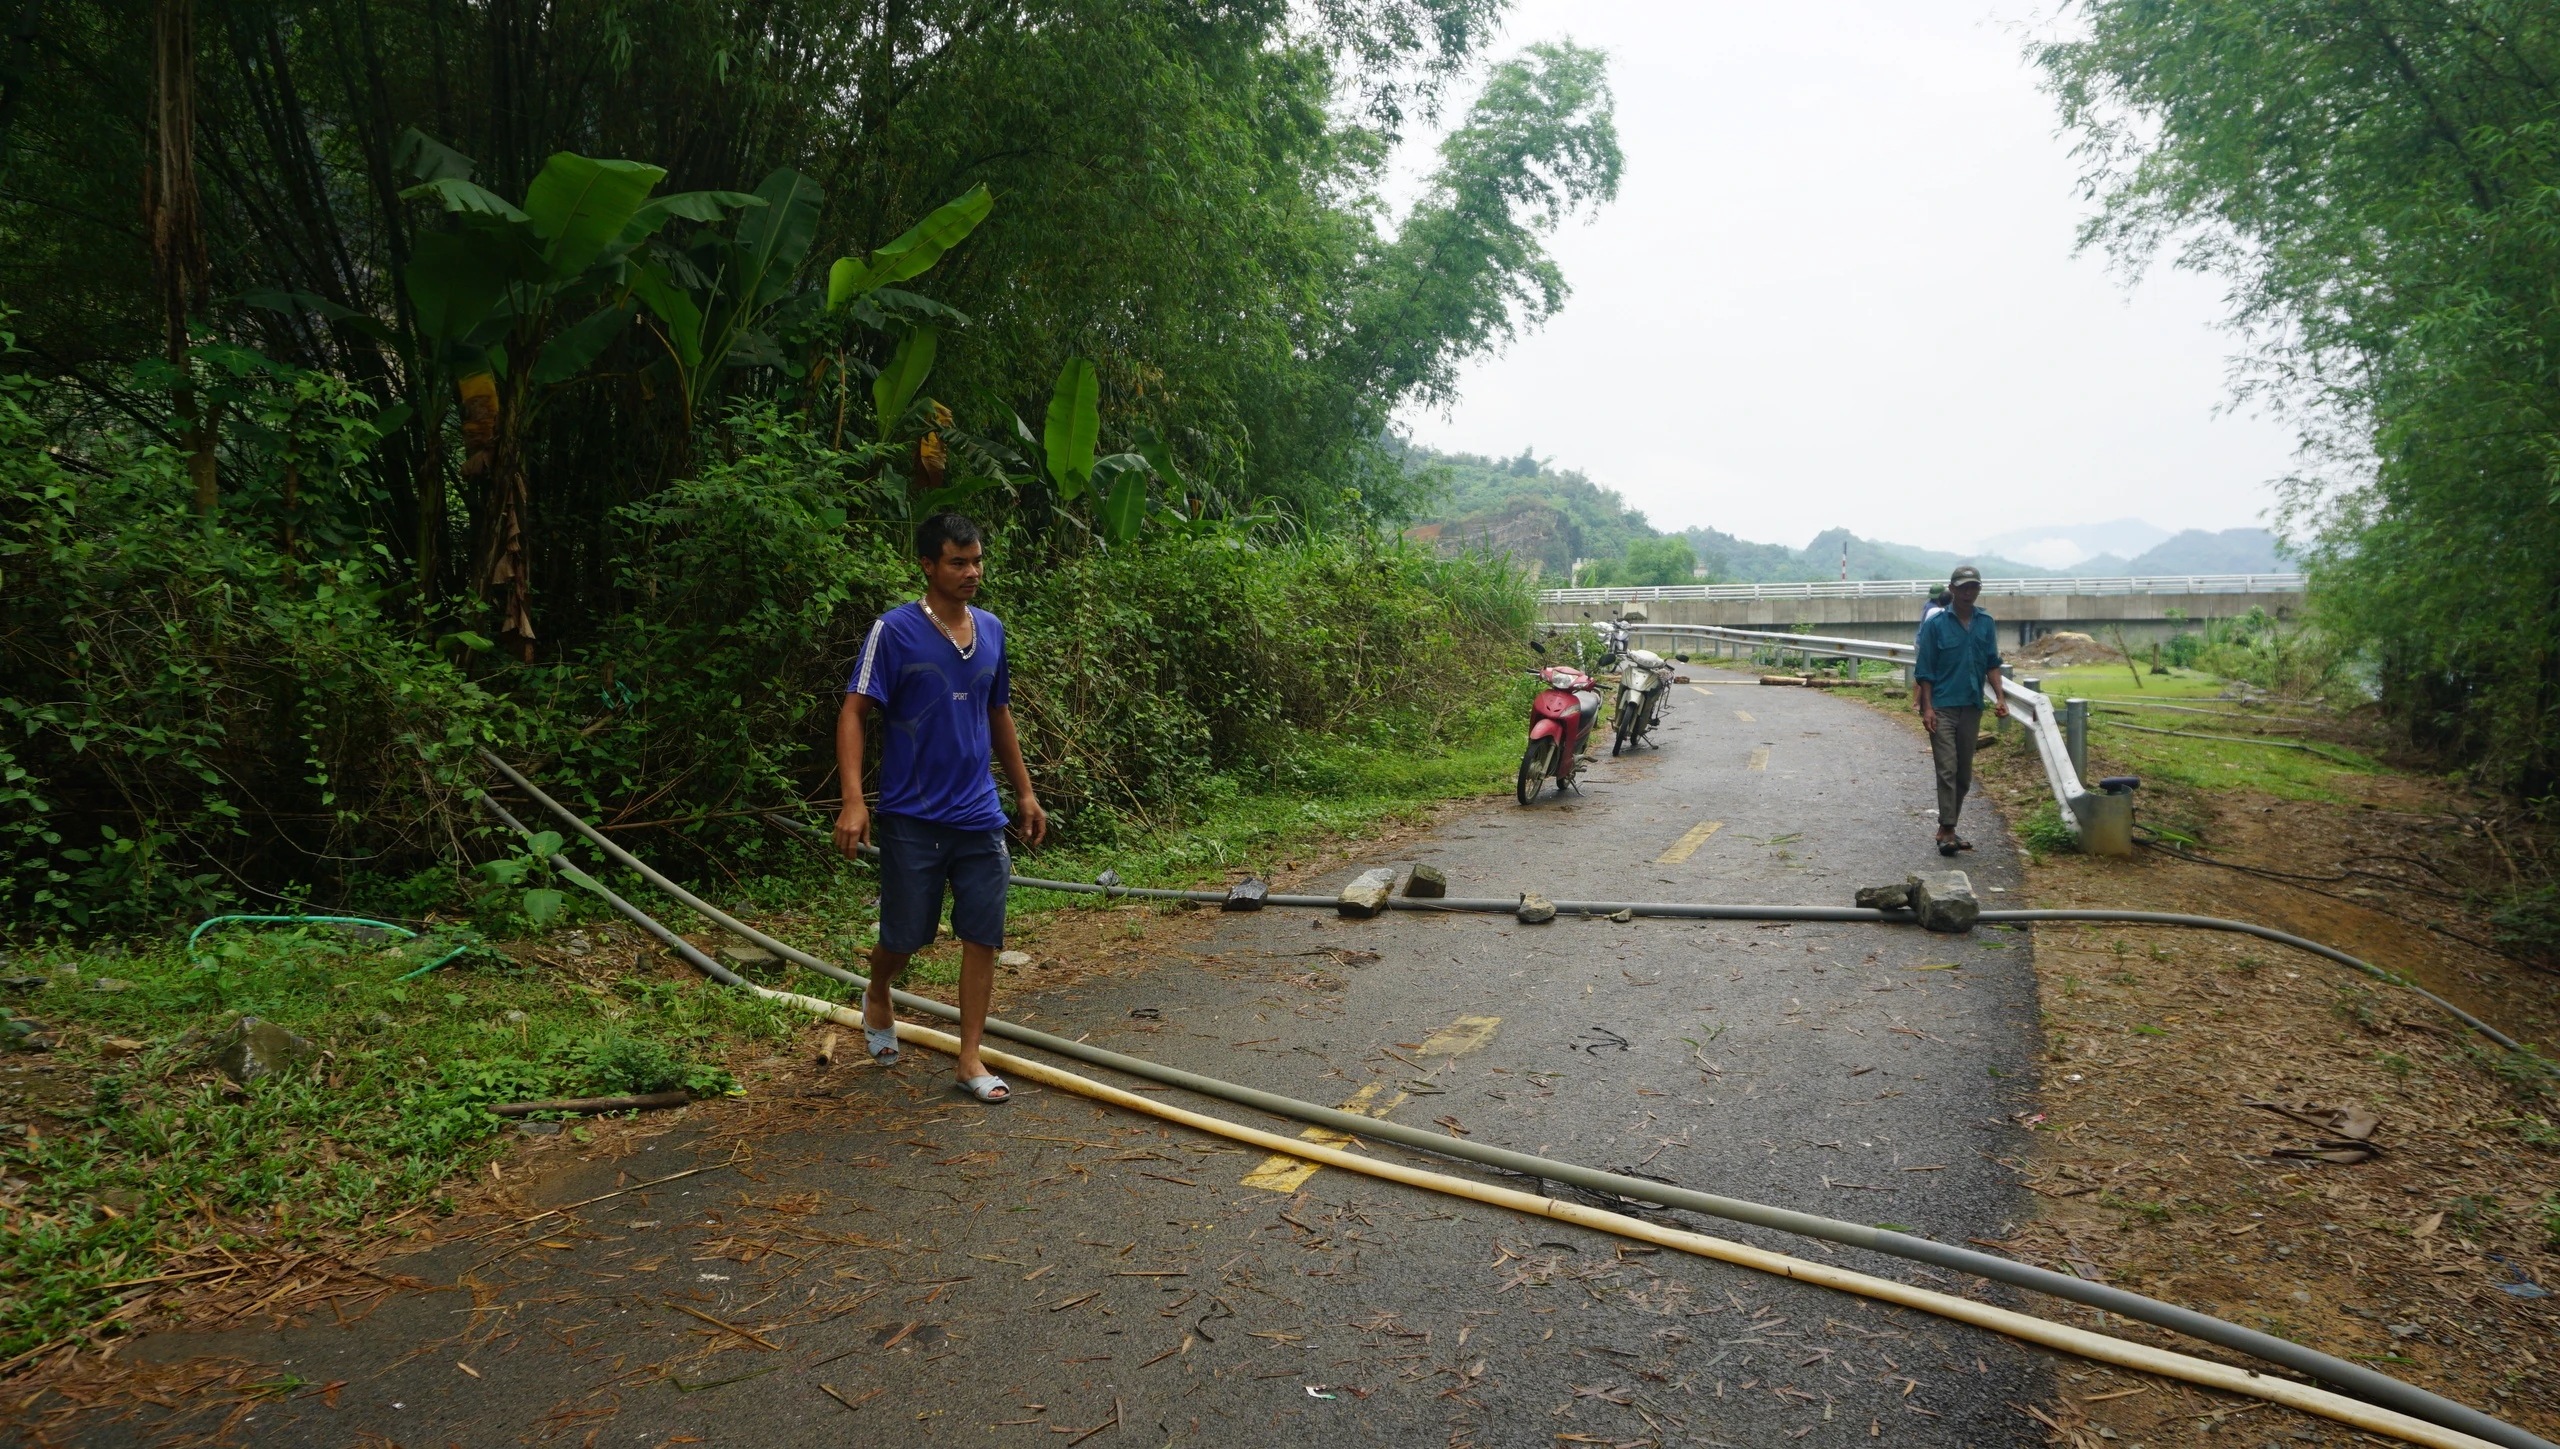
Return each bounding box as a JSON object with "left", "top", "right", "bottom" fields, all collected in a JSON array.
[{"left": 479, "top": 752, "right": 2547, "bottom": 1449}]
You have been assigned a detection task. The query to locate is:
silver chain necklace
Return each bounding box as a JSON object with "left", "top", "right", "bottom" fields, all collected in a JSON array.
[{"left": 922, "top": 599, "right": 976, "bottom": 660}]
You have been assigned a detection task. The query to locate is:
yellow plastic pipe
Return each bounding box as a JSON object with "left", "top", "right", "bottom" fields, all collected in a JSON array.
[{"left": 834, "top": 1012, "right": 2500, "bottom": 1449}]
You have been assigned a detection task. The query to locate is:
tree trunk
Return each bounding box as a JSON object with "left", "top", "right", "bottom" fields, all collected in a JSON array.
[
  {"left": 462, "top": 370, "right": 534, "bottom": 660},
  {"left": 145, "top": 0, "right": 216, "bottom": 514}
]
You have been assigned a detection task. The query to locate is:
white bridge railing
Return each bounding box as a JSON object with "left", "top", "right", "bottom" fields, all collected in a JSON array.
[
  {"left": 1609, "top": 622, "right": 2096, "bottom": 839},
  {"left": 1538, "top": 573, "right": 2304, "bottom": 605}
]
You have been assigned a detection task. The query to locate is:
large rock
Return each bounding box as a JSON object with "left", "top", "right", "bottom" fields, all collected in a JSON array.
[
  {"left": 1404, "top": 863, "right": 1448, "bottom": 899},
  {"left": 1854, "top": 883, "right": 1911, "bottom": 911},
  {"left": 1906, "top": 871, "right": 1979, "bottom": 933},
  {"left": 1338, "top": 868, "right": 1396, "bottom": 919},
  {"left": 1222, "top": 877, "right": 1269, "bottom": 912},
  {"left": 212, "top": 1016, "right": 318, "bottom": 1085},
  {"left": 1516, "top": 893, "right": 1557, "bottom": 925}
]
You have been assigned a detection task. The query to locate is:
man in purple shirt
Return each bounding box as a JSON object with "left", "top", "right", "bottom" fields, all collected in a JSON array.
[{"left": 833, "top": 514, "right": 1047, "bottom": 1102}]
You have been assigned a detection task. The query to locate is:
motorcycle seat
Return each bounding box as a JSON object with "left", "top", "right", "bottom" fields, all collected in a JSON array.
[{"left": 1625, "top": 649, "right": 1666, "bottom": 668}]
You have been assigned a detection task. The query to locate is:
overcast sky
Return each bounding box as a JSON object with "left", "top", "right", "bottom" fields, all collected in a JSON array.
[{"left": 1385, "top": 0, "right": 2304, "bottom": 558}]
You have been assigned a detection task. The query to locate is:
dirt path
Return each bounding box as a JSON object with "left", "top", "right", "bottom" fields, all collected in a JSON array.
[{"left": 1888, "top": 685, "right": 2560, "bottom": 1447}]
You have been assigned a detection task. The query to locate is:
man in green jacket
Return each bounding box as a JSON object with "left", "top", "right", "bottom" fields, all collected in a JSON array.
[{"left": 1913, "top": 566, "right": 2008, "bottom": 856}]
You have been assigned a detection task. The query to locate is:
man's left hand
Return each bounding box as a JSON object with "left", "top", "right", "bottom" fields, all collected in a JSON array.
[{"left": 1016, "top": 795, "right": 1049, "bottom": 848}]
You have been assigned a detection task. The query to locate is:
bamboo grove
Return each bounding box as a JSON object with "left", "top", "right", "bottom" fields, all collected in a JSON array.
[{"left": 0, "top": 0, "right": 1619, "bottom": 922}]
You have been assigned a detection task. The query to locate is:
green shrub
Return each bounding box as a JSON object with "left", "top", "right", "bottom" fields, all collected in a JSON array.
[
  {"left": 2017, "top": 801, "right": 2079, "bottom": 856},
  {"left": 0, "top": 344, "right": 501, "bottom": 928},
  {"left": 5, "top": 389, "right": 1531, "bottom": 922},
  {"left": 2186, "top": 610, "right": 2355, "bottom": 701},
  {"left": 581, "top": 1032, "right": 686, "bottom": 1096}
]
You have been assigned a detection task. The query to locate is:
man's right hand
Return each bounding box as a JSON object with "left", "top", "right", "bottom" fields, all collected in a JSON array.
[{"left": 833, "top": 802, "right": 872, "bottom": 859}]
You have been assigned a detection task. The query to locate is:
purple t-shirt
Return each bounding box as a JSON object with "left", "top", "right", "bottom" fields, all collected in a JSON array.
[{"left": 847, "top": 602, "right": 1012, "bottom": 830}]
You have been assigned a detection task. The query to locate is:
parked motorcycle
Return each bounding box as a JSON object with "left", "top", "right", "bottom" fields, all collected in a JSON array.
[
  {"left": 1607, "top": 631, "right": 1678, "bottom": 755},
  {"left": 1518, "top": 655, "right": 1602, "bottom": 805}
]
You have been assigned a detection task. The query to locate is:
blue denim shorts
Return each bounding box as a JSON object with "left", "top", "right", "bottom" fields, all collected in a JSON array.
[{"left": 874, "top": 811, "right": 1010, "bottom": 952}]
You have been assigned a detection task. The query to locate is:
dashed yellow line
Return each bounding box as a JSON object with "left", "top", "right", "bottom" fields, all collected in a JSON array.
[
  {"left": 1655, "top": 821, "right": 1724, "bottom": 864},
  {"left": 1748, "top": 748, "right": 1770, "bottom": 771},
  {"left": 1240, "top": 1080, "right": 1405, "bottom": 1193},
  {"left": 1690, "top": 685, "right": 1715, "bottom": 698},
  {"left": 1732, "top": 710, "right": 1755, "bottom": 723},
  {"left": 1416, "top": 1015, "right": 1502, "bottom": 1058},
  {"left": 1239, "top": 1015, "right": 1502, "bottom": 1191}
]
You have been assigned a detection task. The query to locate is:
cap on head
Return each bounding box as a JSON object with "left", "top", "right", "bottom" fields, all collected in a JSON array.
[{"left": 1948, "top": 565, "right": 1982, "bottom": 588}]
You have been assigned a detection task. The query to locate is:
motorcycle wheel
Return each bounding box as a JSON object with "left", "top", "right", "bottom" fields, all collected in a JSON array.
[
  {"left": 1516, "top": 739, "right": 1553, "bottom": 805},
  {"left": 1612, "top": 698, "right": 1636, "bottom": 756}
]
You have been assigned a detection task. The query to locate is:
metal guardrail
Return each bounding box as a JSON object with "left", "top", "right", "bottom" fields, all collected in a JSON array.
[
  {"left": 1538, "top": 573, "right": 2305, "bottom": 605},
  {"left": 1617, "top": 622, "right": 2094, "bottom": 837}
]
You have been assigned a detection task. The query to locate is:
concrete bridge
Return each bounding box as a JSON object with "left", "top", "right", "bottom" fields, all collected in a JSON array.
[{"left": 1535, "top": 573, "right": 2306, "bottom": 648}]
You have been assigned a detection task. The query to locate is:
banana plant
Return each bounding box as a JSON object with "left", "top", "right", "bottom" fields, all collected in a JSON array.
[
  {"left": 395, "top": 131, "right": 761, "bottom": 655},
  {"left": 626, "top": 165, "right": 824, "bottom": 427},
  {"left": 826, "top": 185, "right": 993, "bottom": 315},
  {"left": 1038, "top": 357, "right": 1152, "bottom": 544}
]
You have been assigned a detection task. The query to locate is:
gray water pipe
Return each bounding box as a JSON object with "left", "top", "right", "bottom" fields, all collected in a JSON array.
[
  {"left": 757, "top": 808, "right": 2522, "bottom": 1053},
  {"left": 477, "top": 752, "right": 2547, "bottom": 1449}
]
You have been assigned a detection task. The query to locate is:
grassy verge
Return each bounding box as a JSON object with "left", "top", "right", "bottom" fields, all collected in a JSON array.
[
  {"left": 0, "top": 702, "right": 1521, "bottom": 1361},
  {"left": 2018, "top": 664, "right": 2382, "bottom": 816}
]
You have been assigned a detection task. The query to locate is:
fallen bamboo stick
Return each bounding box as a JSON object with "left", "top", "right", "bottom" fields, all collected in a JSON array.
[{"left": 486, "top": 1091, "right": 689, "bottom": 1117}]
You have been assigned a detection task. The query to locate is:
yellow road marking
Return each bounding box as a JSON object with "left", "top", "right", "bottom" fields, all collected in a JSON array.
[
  {"left": 1415, "top": 1015, "right": 1503, "bottom": 1058},
  {"left": 1655, "top": 821, "right": 1724, "bottom": 864},
  {"left": 1240, "top": 1079, "right": 1407, "bottom": 1192},
  {"left": 1238, "top": 1015, "right": 1502, "bottom": 1192},
  {"left": 1748, "top": 748, "right": 1770, "bottom": 771},
  {"left": 1732, "top": 710, "right": 1755, "bottom": 722},
  {"left": 1690, "top": 685, "right": 1715, "bottom": 697}
]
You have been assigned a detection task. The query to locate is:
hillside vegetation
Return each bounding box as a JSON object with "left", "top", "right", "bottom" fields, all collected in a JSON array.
[
  {"left": 0, "top": 2, "right": 1623, "bottom": 926},
  {"left": 1403, "top": 444, "right": 2285, "bottom": 585}
]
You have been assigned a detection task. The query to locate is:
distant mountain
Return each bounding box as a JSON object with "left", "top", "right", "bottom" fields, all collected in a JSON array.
[
  {"left": 2119, "top": 527, "right": 2287, "bottom": 575},
  {"left": 1396, "top": 443, "right": 2272, "bottom": 584},
  {"left": 1977, "top": 519, "right": 2171, "bottom": 570},
  {"left": 1685, "top": 526, "right": 2063, "bottom": 585}
]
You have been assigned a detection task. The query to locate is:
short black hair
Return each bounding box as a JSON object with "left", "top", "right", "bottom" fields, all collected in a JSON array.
[{"left": 915, "top": 512, "right": 982, "bottom": 561}]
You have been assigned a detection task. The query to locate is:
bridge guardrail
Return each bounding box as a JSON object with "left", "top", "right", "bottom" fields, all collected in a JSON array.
[
  {"left": 1538, "top": 573, "right": 2304, "bottom": 605},
  {"left": 1606, "top": 622, "right": 2093, "bottom": 838}
]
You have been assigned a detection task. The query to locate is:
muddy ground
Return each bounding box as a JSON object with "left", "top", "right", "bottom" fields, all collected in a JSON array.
[{"left": 1860, "top": 686, "right": 2560, "bottom": 1448}]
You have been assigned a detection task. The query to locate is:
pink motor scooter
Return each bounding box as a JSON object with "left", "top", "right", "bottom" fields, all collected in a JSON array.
[{"left": 1517, "top": 660, "right": 1602, "bottom": 805}]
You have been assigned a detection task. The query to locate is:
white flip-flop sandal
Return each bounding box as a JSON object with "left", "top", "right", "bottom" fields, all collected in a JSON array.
[
  {"left": 956, "top": 1073, "right": 1011, "bottom": 1103},
  {"left": 864, "top": 1022, "right": 901, "bottom": 1066}
]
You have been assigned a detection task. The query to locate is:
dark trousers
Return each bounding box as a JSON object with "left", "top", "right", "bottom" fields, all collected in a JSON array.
[{"left": 1929, "top": 705, "right": 1982, "bottom": 830}]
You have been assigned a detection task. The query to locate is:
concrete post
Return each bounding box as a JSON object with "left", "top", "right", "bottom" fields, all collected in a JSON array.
[
  {"left": 2082, "top": 790, "right": 2135, "bottom": 857},
  {"left": 2065, "top": 698, "right": 2089, "bottom": 781}
]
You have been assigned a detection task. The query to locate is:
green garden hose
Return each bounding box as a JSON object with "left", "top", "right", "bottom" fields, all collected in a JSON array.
[{"left": 185, "top": 913, "right": 477, "bottom": 982}]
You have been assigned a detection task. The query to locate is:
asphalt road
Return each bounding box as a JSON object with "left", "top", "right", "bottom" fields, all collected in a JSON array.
[{"left": 119, "top": 669, "right": 2058, "bottom": 1447}]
